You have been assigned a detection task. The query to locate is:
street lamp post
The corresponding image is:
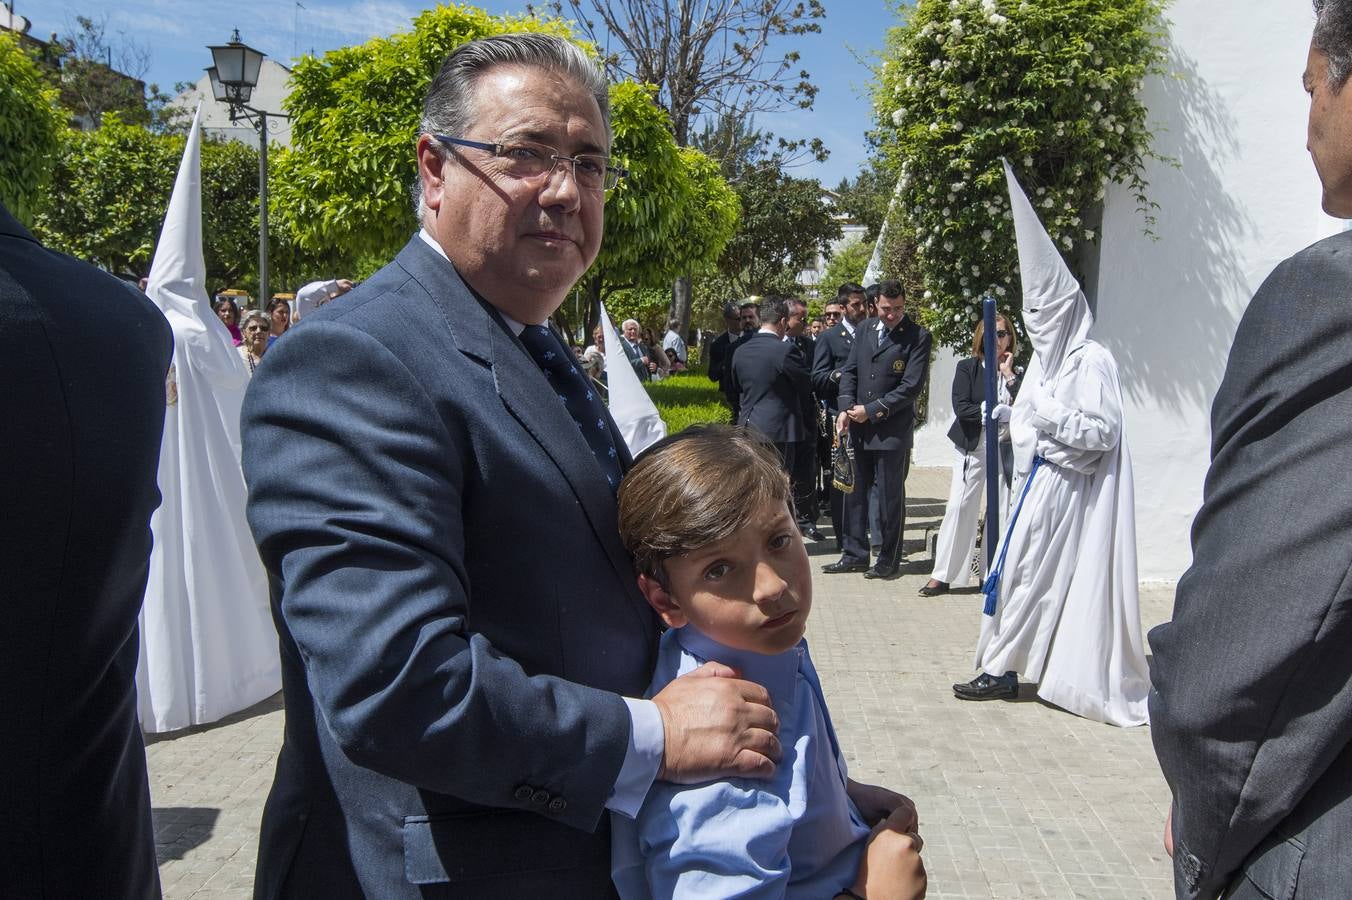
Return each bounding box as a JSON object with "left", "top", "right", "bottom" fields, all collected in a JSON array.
[{"left": 206, "top": 30, "right": 289, "bottom": 308}]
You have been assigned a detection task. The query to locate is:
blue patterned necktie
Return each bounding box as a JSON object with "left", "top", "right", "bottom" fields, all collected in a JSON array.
[{"left": 518, "top": 323, "right": 624, "bottom": 492}]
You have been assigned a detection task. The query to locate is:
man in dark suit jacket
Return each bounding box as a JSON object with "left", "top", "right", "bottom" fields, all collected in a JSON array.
[
  {"left": 729, "top": 297, "right": 816, "bottom": 499},
  {"left": 812, "top": 291, "right": 865, "bottom": 549},
  {"left": 1149, "top": 11, "right": 1352, "bottom": 897},
  {"left": 619, "top": 317, "right": 655, "bottom": 381},
  {"left": 241, "top": 35, "right": 777, "bottom": 899},
  {"left": 825, "top": 281, "right": 931, "bottom": 579},
  {"left": 0, "top": 202, "right": 172, "bottom": 898}
]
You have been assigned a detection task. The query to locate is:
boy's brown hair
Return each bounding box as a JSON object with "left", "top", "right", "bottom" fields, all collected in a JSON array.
[{"left": 618, "top": 425, "right": 792, "bottom": 587}]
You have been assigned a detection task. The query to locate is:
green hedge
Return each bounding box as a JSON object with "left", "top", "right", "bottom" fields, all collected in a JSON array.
[{"left": 644, "top": 372, "right": 730, "bottom": 434}]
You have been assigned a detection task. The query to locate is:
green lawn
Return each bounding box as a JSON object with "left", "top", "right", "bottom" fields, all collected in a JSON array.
[{"left": 643, "top": 371, "right": 731, "bottom": 434}]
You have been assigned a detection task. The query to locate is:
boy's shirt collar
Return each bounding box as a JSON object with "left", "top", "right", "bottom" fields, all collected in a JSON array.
[{"left": 674, "top": 626, "right": 804, "bottom": 703}]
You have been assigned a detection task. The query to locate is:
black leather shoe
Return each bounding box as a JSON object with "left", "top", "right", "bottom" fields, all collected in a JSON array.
[
  {"left": 952, "top": 672, "right": 1018, "bottom": 700},
  {"left": 801, "top": 526, "right": 826, "bottom": 542},
  {"left": 822, "top": 559, "right": 869, "bottom": 574},
  {"left": 863, "top": 564, "right": 900, "bottom": 580},
  {"left": 918, "top": 581, "right": 949, "bottom": 597}
]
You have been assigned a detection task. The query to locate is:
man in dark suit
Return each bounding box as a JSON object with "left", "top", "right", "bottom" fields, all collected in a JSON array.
[
  {"left": 824, "top": 280, "right": 931, "bottom": 579},
  {"left": 706, "top": 302, "right": 741, "bottom": 423},
  {"left": 1149, "top": 7, "right": 1352, "bottom": 897},
  {"left": 242, "top": 35, "right": 778, "bottom": 899},
  {"left": 0, "top": 202, "right": 172, "bottom": 898},
  {"left": 784, "top": 296, "right": 824, "bottom": 541},
  {"left": 729, "top": 296, "right": 816, "bottom": 513},
  {"left": 619, "top": 317, "right": 656, "bottom": 381},
  {"left": 717, "top": 300, "right": 760, "bottom": 421},
  {"left": 813, "top": 288, "right": 866, "bottom": 552}
]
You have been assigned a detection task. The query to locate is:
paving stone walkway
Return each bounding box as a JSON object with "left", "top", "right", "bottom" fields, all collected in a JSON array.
[{"left": 147, "top": 465, "right": 1178, "bottom": 898}]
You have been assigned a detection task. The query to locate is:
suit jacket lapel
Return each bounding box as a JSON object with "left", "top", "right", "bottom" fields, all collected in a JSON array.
[{"left": 394, "top": 237, "right": 643, "bottom": 609}]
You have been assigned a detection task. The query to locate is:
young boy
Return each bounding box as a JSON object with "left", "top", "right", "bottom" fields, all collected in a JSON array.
[{"left": 612, "top": 425, "right": 926, "bottom": 899}]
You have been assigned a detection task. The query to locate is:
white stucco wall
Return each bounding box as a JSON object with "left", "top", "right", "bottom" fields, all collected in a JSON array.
[{"left": 913, "top": 3, "right": 1341, "bottom": 581}]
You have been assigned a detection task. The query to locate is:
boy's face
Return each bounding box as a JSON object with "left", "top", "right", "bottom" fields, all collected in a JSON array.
[{"left": 638, "top": 498, "right": 812, "bottom": 655}]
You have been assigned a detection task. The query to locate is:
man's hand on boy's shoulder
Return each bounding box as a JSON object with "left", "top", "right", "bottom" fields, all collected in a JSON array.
[
  {"left": 652, "top": 661, "right": 782, "bottom": 784},
  {"left": 848, "top": 779, "right": 917, "bottom": 830}
]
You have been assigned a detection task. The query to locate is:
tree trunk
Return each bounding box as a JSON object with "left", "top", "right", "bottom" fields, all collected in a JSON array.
[{"left": 669, "top": 275, "right": 692, "bottom": 337}]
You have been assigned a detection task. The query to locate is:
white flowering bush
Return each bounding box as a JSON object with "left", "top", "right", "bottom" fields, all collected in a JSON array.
[{"left": 872, "top": 0, "right": 1168, "bottom": 348}]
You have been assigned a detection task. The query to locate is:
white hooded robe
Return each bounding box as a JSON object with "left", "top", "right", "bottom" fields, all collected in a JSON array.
[{"left": 972, "top": 161, "right": 1150, "bottom": 727}]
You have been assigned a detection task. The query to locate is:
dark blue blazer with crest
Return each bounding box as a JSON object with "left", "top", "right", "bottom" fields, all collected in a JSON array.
[{"left": 242, "top": 235, "right": 659, "bottom": 899}]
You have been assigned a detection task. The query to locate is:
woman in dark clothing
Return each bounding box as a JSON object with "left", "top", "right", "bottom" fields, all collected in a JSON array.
[{"left": 920, "top": 314, "right": 1021, "bottom": 597}]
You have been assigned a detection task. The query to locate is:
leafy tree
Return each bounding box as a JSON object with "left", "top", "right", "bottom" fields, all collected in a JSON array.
[
  {"left": 269, "top": 5, "right": 737, "bottom": 340},
  {"left": 43, "top": 15, "right": 176, "bottom": 131},
  {"left": 871, "top": 0, "right": 1168, "bottom": 347},
  {"left": 33, "top": 117, "right": 264, "bottom": 288},
  {"left": 831, "top": 162, "right": 894, "bottom": 243},
  {"left": 0, "top": 32, "right": 64, "bottom": 225},
  {"left": 717, "top": 162, "right": 841, "bottom": 297},
  {"left": 549, "top": 0, "right": 827, "bottom": 329},
  {"left": 819, "top": 237, "right": 873, "bottom": 295}
]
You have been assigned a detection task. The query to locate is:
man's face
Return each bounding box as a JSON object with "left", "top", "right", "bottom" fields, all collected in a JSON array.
[
  {"left": 1305, "top": 46, "right": 1352, "bottom": 217},
  {"left": 809, "top": 320, "right": 822, "bottom": 337},
  {"left": 786, "top": 305, "right": 806, "bottom": 336},
  {"left": 723, "top": 313, "right": 740, "bottom": 334},
  {"left": 876, "top": 293, "right": 905, "bottom": 330},
  {"left": 740, "top": 307, "right": 759, "bottom": 332},
  {"left": 623, "top": 321, "right": 640, "bottom": 342},
  {"left": 823, "top": 303, "right": 844, "bottom": 329},
  {"left": 843, "top": 292, "right": 866, "bottom": 324},
  {"left": 646, "top": 498, "right": 811, "bottom": 656},
  {"left": 416, "top": 64, "right": 606, "bottom": 323}
]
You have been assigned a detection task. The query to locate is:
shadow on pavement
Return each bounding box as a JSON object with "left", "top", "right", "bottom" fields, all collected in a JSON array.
[{"left": 153, "top": 806, "right": 220, "bottom": 862}]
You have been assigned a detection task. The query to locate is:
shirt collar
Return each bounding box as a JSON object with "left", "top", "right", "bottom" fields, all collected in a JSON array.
[
  {"left": 675, "top": 626, "right": 803, "bottom": 703},
  {"left": 418, "top": 228, "right": 525, "bottom": 335},
  {"left": 842, "top": 319, "right": 855, "bottom": 336}
]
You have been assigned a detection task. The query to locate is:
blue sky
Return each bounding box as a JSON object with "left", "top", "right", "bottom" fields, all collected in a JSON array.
[{"left": 19, "top": 0, "right": 902, "bottom": 186}]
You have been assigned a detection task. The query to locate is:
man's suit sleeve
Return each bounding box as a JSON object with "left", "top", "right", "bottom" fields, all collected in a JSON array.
[
  {"left": 811, "top": 333, "right": 840, "bottom": 399},
  {"left": 243, "top": 321, "right": 631, "bottom": 833},
  {"left": 784, "top": 343, "right": 816, "bottom": 430},
  {"left": 1148, "top": 247, "right": 1352, "bottom": 898},
  {"left": 708, "top": 336, "right": 727, "bottom": 383},
  {"left": 837, "top": 333, "right": 861, "bottom": 411},
  {"left": 865, "top": 326, "right": 931, "bottom": 421}
]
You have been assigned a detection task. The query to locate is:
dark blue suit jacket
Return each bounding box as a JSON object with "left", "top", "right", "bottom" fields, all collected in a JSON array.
[
  {"left": 811, "top": 323, "right": 856, "bottom": 412},
  {"left": 729, "top": 331, "right": 814, "bottom": 443},
  {"left": 838, "top": 316, "right": 932, "bottom": 451},
  {"left": 0, "top": 205, "right": 170, "bottom": 898},
  {"left": 242, "top": 236, "right": 659, "bottom": 898}
]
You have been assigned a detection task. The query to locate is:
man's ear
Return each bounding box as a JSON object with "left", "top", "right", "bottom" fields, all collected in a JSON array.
[
  {"left": 637, "top": 573, "right": 686, "bottom": 629},
  {"left": 415, "top": 135, "right": 447, "bottom": 213}
]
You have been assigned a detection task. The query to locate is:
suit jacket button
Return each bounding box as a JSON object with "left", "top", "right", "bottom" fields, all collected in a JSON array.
[
  {"left": 531, "top": 789, "right": 551, "bottom": 805},
  {"left": 548, "top": 797, "right": 567, "bottom": 813},
  {"left": 514, "top": 785, "right": 533, "bottom": 801}
]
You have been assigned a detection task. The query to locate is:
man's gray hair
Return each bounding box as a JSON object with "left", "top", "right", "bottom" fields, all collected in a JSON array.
[
  {"left": 1314, "top": 0, "right": 1352, "bottom": 90},
  {"left": 412, "top": 33, "right": 611, "bottom": 216},
  {"left": 621, "top": 318, "right": 640, "bottom": 330}
]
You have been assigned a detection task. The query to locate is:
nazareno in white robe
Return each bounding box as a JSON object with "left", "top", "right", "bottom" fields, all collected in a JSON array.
[{"left": 972, "top": 161, "right": 1150, "bottom": 727}]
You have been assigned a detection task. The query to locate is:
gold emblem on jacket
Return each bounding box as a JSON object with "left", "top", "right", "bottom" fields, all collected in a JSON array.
[{"left": 892, "top": 359, "right": 905, "bottom": 373}]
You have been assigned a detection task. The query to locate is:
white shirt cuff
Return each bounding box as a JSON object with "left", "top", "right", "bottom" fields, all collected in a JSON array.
[{"left": 607, "top": 697, "right": 664, "bottom": 818}]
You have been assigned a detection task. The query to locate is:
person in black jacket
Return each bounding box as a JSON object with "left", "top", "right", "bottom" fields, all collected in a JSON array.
[
  {"left": 0, "top": 201, "right": 173, "bottom": 899},
  {"left": 920, "top": 314, "right": 1021, "bottom": 597},
  {"left": 824, "top": 281, "right": 932, "bottom": 579},
  {"left": 812, "top": 288, "right": 867, "bottom": 549},
  {"left": 729, "top": 297, "right": 816, "bottom": 500}
]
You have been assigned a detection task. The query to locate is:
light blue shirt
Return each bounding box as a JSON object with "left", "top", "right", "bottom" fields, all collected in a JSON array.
[{"left": 612, "top": 627, "right": 870, "bottom": 898}]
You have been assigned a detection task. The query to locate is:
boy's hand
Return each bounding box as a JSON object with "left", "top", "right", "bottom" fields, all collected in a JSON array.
[
  {"left": 847, "top": 806, "right": 927, "bottom": 900},
  {"left": 653, "top": 662, "right": 781, "bottom": 783},
  {"left": 847, "top": 779, "right": 917, "bottom": 829}
]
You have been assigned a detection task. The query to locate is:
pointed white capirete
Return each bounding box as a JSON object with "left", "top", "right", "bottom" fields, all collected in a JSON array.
[
  {"left": 599, "top": 302, "right": 667, "bottom": 455},
  {"left": 972, "top": 160, "right": 1149, "bottom": 727},
  {"left": 861, "top": 174, "right": 906, "bottom": 285},
  {"left": 136, "top": 104, "right": 280, "bottom": 733}
]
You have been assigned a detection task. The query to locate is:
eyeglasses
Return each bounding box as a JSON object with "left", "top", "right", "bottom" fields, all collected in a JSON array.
[
  {"left": 996, "top": 330, "right": 1009, "bottom": 338},
  {"left": 434, "top": 135, "right": 627, "bottom": 192},
  {"left": 823, "top": 311, "right": 842, "bottom": 319},
  {"left": 244, "top": 325, "right": 267, "bottom": 333}
]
